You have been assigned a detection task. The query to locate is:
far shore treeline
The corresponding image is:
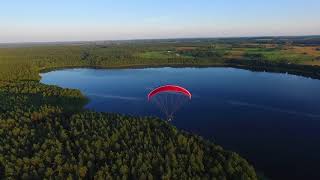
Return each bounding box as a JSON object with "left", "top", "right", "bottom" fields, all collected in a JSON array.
[{"left": 1, "top": 36, "right": 320, "bottom": 179}]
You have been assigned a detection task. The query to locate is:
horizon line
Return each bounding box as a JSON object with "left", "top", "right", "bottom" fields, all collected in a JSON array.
[{"left": 0, "top": 34, "right": 319, "bottom": 45}]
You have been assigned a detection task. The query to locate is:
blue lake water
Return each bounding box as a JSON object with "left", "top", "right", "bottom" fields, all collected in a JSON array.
[{"left": 41, "top": 67, "right": 320, "bottom": 180}]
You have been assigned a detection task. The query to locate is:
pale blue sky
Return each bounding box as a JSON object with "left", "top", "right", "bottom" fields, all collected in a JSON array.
[{"left": 0, "top": 0, "right": 319, "bottom": 43}]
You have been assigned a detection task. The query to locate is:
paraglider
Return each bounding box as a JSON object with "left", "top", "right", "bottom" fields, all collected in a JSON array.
[{"left": 148, "top": 85, "right": 192, "bottom": 121}]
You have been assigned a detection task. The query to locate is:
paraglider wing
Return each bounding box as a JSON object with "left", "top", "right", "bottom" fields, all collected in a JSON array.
[
  {"left": 147, "top": 85, "right": 192, "bottom": 121},
  {"left": 148, "top": 85, "right": 192, "bottom": 101}
]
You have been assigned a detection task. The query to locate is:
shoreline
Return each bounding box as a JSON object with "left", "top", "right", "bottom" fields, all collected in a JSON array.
[{"left": 38, "top": 61, "right": 320, "bottom": 80}]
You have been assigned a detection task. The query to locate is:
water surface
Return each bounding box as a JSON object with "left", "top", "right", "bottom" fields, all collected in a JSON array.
[{"left": 41, "top": 67, "right": 320, "bottom": 179}]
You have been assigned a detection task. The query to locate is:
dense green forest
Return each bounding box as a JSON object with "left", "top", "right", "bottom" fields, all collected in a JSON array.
[
  {"left": 0, "top": 37, "right": 319, "bottom": 82},
  {"left": 0, "top": 81, "right": 256, "bottom": 179},
  {"left": 1, "top": 37, "right": 320, "bottom": 179}
]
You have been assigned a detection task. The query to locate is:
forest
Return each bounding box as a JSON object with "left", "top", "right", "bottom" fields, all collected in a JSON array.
[
  {"left": 1, "top": 36, "right": 320, "bottom": 179},
  {"left": 0, "top": 81, "right": 257, "bottom": 179},
  {"left": 0, "top": 36, "right": 319, "bottom": 82}
]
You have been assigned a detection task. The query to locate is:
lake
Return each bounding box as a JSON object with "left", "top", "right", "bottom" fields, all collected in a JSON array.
[{"left": 41, "top": 67, "right": 320, "bottom": 180}]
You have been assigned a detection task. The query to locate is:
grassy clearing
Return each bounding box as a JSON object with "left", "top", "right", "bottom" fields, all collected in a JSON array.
[
  {"left": 243, "top": 46, "right": 316, "bottom": 63},
  {"left": 138, "top": 51, "right": 192, "bottom": 59},
  {"left": 138, "top": 51, "right": 173, "bottom": 59}
]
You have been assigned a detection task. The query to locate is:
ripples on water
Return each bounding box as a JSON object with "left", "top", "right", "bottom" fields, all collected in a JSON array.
[{"left": 41, "top": 67, "right": 320, "bottom": 179}]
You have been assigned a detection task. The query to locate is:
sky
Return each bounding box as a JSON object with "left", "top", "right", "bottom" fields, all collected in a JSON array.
[{"left": 0, "top": 0, "right": 319, "bottom": 43}]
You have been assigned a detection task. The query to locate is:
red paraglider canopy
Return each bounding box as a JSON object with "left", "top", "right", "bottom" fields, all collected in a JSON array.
[{"left": 148, "top": 85, "right": 192, "bottom": 101}]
